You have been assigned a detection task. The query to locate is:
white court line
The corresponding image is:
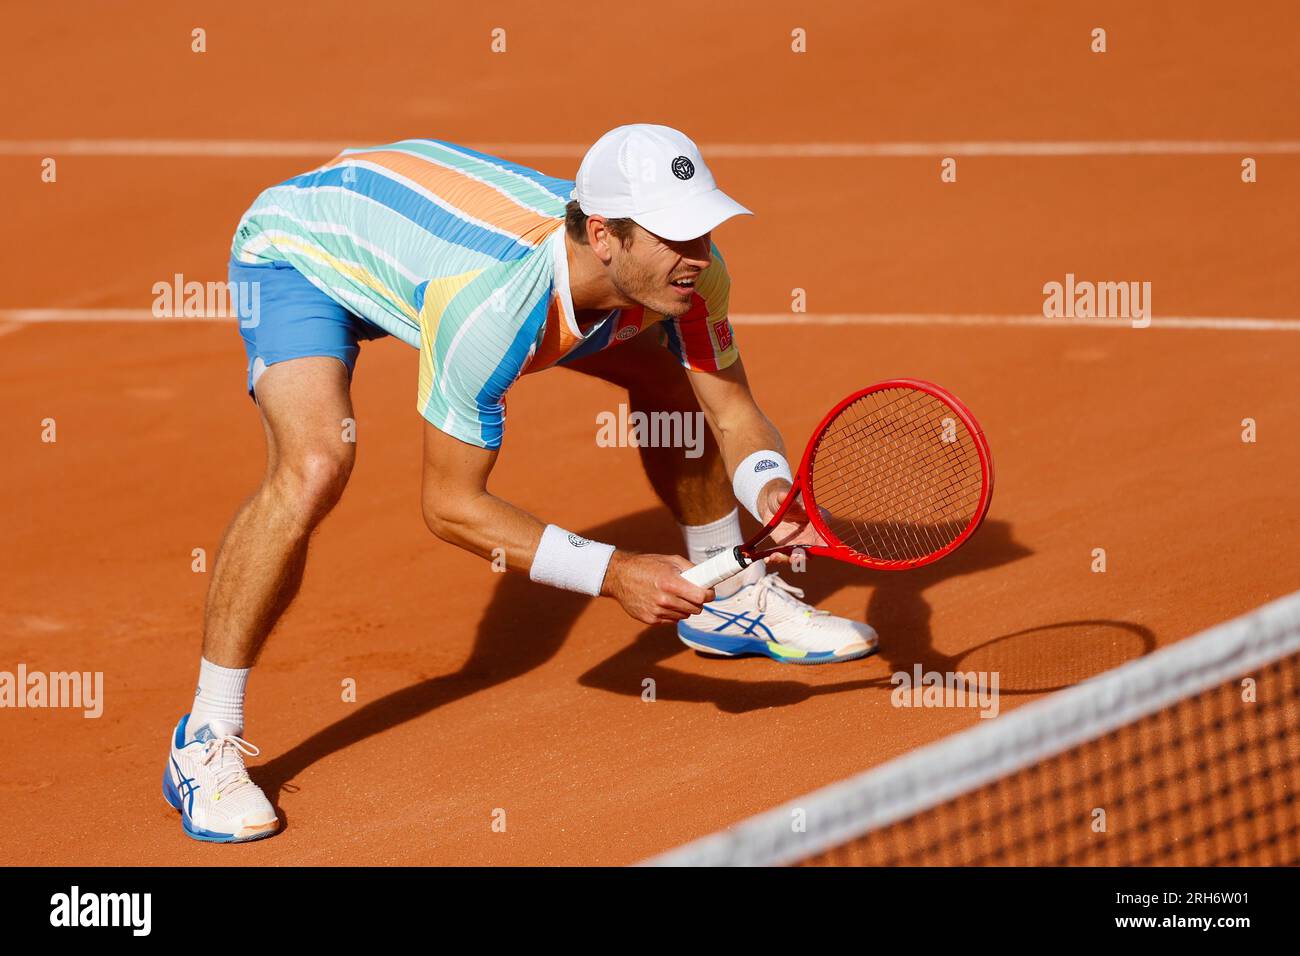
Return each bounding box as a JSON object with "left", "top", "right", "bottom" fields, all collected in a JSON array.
[
  {"left": 3, "top": 309, "right": 1299, "bottom": 331},
  {"left": 1, "top": 309, "right": 182, "bottom": 322},
  {"left": 734, "top": 313, "right": 1300, "bottom": 331},
  {"left": 2, "top": 139, "right": 1300, "bottom": 159}
]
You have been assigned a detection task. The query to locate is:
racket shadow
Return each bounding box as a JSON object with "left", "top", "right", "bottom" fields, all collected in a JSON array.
[{"left": 851, "top": 523, "right": 1156, "bottom": 696}]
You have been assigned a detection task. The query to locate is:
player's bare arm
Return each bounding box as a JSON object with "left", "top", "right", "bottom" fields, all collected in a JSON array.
[{"left": 683, "top": 356, "right": 820, "bottom": 554}]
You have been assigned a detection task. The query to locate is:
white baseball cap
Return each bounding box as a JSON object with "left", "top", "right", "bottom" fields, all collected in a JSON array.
[{"left": 572, "top": 124, "right": 753, "bottom": 242}]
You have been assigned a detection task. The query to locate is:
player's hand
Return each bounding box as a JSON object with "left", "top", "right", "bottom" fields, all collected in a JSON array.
[
  {"left": 603, "top": 551, "right": 714, "bottom": 625},
  {"left": 758, "top": 480, "right": 827, "bottom": 564}
]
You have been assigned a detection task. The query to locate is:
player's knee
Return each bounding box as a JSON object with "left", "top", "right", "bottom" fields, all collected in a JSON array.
[
  {"left": 274, "top": 446, "right": 354, "bottom": 528},
  {"left": 420, "top": 493, "right": 458, "bottom": 543}
]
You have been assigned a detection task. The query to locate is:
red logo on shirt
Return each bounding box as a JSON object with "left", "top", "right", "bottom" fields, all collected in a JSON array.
[{"left": 713, "top": 318, "right": 733, "bottom": 352}]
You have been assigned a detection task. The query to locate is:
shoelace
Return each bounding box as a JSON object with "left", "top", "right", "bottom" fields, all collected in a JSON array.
[
  {"left": 199, "top": 734, "right": 261, "bottom": 798},
  {"left": 751, "top": 572, "right": 829, "bottom": 618}
]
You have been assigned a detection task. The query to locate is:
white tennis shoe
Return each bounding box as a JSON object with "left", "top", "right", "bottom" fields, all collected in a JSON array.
[
  {"left": 162, "top": 715, "right": 280, "bottom": 843},
  {"left": 677, "top": 571, "right": 878, "bottom": 664}
]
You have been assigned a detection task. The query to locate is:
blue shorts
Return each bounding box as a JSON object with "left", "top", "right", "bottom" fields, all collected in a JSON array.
[{"left": 230, "top": 258, "right": 388, "bottom": 396}]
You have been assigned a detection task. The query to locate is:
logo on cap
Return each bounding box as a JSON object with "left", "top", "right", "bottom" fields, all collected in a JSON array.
[{"left": 670, "top": 156, "right": 695, "bottom": 181}]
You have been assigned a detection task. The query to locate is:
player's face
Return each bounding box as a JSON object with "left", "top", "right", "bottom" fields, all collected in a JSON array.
[{"left": 609, "top": 226, "right": 713, "bottom": 317}]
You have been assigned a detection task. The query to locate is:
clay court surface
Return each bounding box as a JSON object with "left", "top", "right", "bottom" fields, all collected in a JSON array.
[{"left": 2, "top": 2, "right": 1298, "bottom": 864}]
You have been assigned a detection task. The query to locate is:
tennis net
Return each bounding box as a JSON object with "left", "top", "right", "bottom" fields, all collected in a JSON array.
[{"left": 645, "top": 591, "right": 1300, "bottom": 866}]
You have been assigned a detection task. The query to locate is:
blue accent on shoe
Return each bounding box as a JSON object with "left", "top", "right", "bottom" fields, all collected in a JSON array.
[
  {"left": 688, "top": 601, "right": 775, "bottom": 640},
  {"left": 164, "top": 712, "right": 278, "bottom": 844},
  {"left": 171, "top": 759, "right": 204, "bottom": 811},
  {"left": 676, "top": 620, "right": 875, "bottom": 664},
  {"left": 163, "top": 751, "right": 275, "bottom": 843},
  {"left": 162, "top": 764, "right": 183, "bottom": 812},
  {"left": 676, "top": 593, "right": 878, "bottom": 665},
  {"left": 678, "top": 622, "right": 825, "bottom": 662},
  {"left": 675, "top": 626, "right": 763, "bottom": 657}
]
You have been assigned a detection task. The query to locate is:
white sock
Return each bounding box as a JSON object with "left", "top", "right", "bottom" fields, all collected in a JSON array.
[
  {"left": 680, "top": 508, "right": 765, "bottom": 599},
  {"left": 188, "top": 658, "right": 249, "bottom": 737}
]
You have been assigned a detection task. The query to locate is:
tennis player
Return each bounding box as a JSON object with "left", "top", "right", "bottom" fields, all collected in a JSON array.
[{"left": 163, "top": 125, "right": 878, "bottom": 843}]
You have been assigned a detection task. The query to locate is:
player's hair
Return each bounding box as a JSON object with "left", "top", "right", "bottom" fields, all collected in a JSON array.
[{"left": 565, "top": 200, "right": 638, "bottom": 247}]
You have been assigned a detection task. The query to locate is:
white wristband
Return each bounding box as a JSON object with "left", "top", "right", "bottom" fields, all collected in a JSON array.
[
  {"left": 733, "top": 450, "right": 793, "bottom": 524},
  {"left": 529, "top": 525, "right": 615, "bottom": 596}
]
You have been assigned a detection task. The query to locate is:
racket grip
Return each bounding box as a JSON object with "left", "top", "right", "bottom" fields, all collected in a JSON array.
[{"left": 680, "top": 547, "right": 751, "bottom": 590}]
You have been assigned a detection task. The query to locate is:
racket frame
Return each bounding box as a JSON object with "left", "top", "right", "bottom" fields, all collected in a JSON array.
[
  {"left": 680, "top": 378, "right": 994, "bottom": 590},
  {"left": 791, "top": 377, "right": 994, "bottom": 571}
]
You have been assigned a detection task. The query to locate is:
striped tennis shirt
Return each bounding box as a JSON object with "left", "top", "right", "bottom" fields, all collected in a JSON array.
[{"left": 230, "top": 139, "right": 739, "bottom": 449}]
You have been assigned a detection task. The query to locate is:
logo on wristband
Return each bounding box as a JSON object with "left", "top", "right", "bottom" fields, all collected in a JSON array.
[
  {"left": 567, "top": 534, "right": 590, "bottom": 548},
  {"left": 755, "top": 459, "right": 779, "bottom": 473}
]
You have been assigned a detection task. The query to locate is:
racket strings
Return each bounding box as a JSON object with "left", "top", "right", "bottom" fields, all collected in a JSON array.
[
  {"left": 818, "top": 399, "right": 979, "bottom": 521},
  {"left": 821, "top": 422, "right": 979, "bottom": 557},
  {"left": 809, "top": 388, "right": 985, "bottom": 562},
  {"left": 820, "top": 428, "right": 979, "bottom": 558}
]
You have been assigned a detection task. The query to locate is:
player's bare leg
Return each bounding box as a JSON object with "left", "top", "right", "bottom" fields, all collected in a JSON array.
[
  {"left": 203, "top": 356, "right": 357, "bottom": 668},
  {"left": 163, "top": 356, "right": 357, "bottom": 842}
]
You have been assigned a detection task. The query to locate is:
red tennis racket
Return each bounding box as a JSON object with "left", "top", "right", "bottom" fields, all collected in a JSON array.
[{"left": 681, "top": 379, "right": 994, "bottom": 589}]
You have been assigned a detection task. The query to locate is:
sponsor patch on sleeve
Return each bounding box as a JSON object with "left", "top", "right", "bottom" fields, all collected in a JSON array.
[{"left": 713, "top": 318, "right": 733, "bottom": 352}]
